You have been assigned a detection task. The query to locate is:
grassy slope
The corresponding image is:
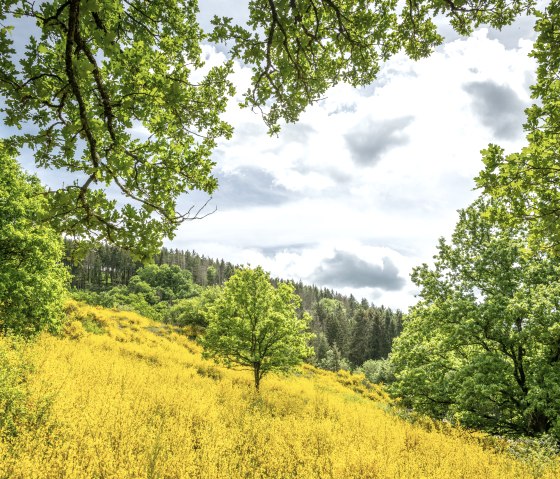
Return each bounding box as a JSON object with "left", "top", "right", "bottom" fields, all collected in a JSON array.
[{"left": 1, "top": 301, "right": 558, "bottom": 479}]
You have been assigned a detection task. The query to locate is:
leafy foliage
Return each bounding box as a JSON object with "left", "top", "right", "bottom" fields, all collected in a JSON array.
[
  {"left": 167, "top": 286, "right": 222, "bottom": 328},
  {"left": 0, "top": 143, "right": 68, "bottom": 336},
  {"left": 71, "top": 263, "right": 199, "bottom": 322},
  {"left": 202, "top": 266, "right": 313, "bottom": 389},
  {"left": 359, "top": 359, "right": 395, "bottom": 384},
  {"left": 0, "top": 336, "right": 34, "bottom": 438},
  {"left": 318, "top": 343, "right": 351, "bottom": 372},
  {"left": 477, "top": 0, "right": 560, "bottom": 252},
  {"left": 0, "top": 0, "right": 536, "bottom": 256},
  {"left": 131, "top": 264, "right": 196, "bottom": 303},
  {"left": 0, "top": 334, "right": 56, "bottom": 444},
  {"left": 65, "top": 242, "right": 238, "bottom": 289},
  {"left": 0, "top": 0, "right": 234, "bottom": 259},
  {"left": 211, "top": 0, "right": 533, "bottom": 133},
  {"left": 391, "top": 199, "right": 560, "bottom": 440}
]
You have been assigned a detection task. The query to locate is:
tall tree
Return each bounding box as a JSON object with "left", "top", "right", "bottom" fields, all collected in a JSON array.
[
  {"left": 391, "top": 199, "right": 560, "bottom": 440},
  {"left": 202, "top": 267, "right": 312, "bottom": 390},
  {"left": 315, "top": 298, "right": 350, "bottom": 354},
  {"left": 348, "top": 307, "right": 373, "bottom": 366},
  {"left": 477, "top": 0, "right": 560, "bottom": 252}
]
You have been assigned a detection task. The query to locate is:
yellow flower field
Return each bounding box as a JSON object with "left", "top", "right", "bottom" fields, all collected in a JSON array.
[{"left": 0, "top": 301, "right": 558, "bottom": 479}]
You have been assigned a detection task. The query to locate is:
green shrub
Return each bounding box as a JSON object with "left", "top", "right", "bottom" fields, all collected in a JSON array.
[
  {"left": 359, "top": 359, "right": 395, "bottom": 384},
  {"left": 0, "top": 335, "right": 53, "bottom": 440}
]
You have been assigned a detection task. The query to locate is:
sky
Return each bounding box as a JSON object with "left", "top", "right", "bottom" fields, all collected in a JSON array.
[
  {"left": 172, "top": 3, "right": 538, "bottom": 311},
  {"left": 6, "top": 2, "right": 541, "bottom": 311}
]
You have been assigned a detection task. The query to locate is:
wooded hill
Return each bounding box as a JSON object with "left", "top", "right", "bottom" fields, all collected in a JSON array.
[{"left": 64, "top": 240, "right": 403, "bottom": 370}]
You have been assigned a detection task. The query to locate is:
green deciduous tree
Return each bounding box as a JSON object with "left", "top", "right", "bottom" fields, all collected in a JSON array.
[
  {"left": 202, "top": 267, "right": 312, "bottom": 390},
  {"left": 0, "top": 142, "right": 69, "bottom": 336},
  {"left": 131, "top": 263, "right": 195, "bottom": 303},
  {"left": 0, "top": 0, "right": 534, "bottom": 256},
  {"left": 166, "top": 286, "right": 222, "bottom": 327},
  {"left": 391, "top": 199, "right": 560, "bottom": 440},
  {"left": 359, "top": 359, "right": 395, "bottom": 384}
]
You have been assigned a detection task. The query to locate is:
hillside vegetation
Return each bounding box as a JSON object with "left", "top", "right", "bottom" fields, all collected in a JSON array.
[
  {"left": 0, "top": 302, "right": 558, "bottom": 479},
  {"left": 65, "top": 241, "right": 404, "bottom": 372}
]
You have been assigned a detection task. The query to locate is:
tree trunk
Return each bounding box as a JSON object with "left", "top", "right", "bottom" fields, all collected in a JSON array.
[
  {"left": 528, "top": 409, "right": 550, "bottom": 435},
  {"left": 253, "top": 362, "right": 261, "bottom": 391}
]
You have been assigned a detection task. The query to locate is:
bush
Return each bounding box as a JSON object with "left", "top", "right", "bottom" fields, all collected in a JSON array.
[
  {"left": 318, "top": 345, "right": 351, "bottom": 372},
  {"left": 63, "top": 320, "right": 87, "bottom": 340},
  {"left": 165, "top": 286, "right": 222, "bottom": 327},
  {"left": 133, "top": 264, "right": 196, "bottom": 302},
  {"left": 0, "top": 335, "right": 53, "bottom": 440},
  {"left": 63, "top": 302, "right": 106, "bottom": 337},
  {"left": 359, "top": 359, "right": 395, "bottom": 384},
  {"left": 70, "top": 288, "right": 164, "bottom": 322}
]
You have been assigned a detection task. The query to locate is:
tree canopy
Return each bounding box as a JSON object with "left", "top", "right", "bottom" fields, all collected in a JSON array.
[
  {"left": 388, "top": 0, "right": 560, "bottom": 442},
  {"left": 0, "top": 0, "right": 536, "bottom": 257},
  {"left": 130, "top": 263, "right": 196, "bottom": 303},
  {"left": 391, "top": 199, "right": 560, "bottom": 440},
  {"left": 0, "top": 142, "right": 68, "bottom": 336},
  {"left": 0, "top": 0, "right": 234, "bottom": 259},
  {"left": 202, "top": 266, "right": 312, "bottom": 390},
  {"left": 213, "top": 0, "right": 534, "bottom": 131}
]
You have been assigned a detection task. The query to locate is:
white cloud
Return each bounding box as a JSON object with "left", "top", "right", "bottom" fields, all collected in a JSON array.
[{"left": 170, "top": 28, "right": 537, "bottom": 311}]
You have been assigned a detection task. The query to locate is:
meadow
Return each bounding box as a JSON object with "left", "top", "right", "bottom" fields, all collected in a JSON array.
[{"left": 0, "top": 301, "right": 558, "bottom": 479}]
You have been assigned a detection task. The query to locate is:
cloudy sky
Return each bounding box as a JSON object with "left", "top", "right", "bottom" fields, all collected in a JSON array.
[
  {"left": 8, "top": 3, "right": 540, "bottom": 311},
  {"left": 171, "top": 3, "right": 537, "bottom": 311}
]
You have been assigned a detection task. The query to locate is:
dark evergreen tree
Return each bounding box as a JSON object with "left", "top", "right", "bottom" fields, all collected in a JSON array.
[{"left": 348, "top": 307, "right": 373, "bottom": 366}]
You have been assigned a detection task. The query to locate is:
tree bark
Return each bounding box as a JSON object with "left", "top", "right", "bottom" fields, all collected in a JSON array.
[{"left": 253, "top": 362, "right": 261, "bottom": 391}]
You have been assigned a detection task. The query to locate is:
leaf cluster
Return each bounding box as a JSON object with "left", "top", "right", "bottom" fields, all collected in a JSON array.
[
  {"left": 0, "top": 0, "right": 537, "bottom": 257},
  {"left": 210, "top": 0, "right": 533, "bottom": 133},
  {"left": 0, "top": 142, "right": 68, "bottom": 336},
  {"left": 0, "top": 0, "right": 235, "bottom": 258},
  {"left": 476, "top": 0, "right": 560, "bottom": 253}
]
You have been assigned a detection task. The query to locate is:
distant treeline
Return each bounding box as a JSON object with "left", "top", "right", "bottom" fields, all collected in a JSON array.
[{"left": 64, "top": 240, "right": 403, "bottom": 369}]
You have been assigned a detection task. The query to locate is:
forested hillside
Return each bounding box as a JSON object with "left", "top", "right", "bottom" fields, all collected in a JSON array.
[{"left": 64, "top": 240, "right": 403, "bottom": 371}]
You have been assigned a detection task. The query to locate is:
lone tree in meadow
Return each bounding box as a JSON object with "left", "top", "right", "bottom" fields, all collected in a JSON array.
[{"left": 202, "top": 267, "right": 312, "bottom": 390}]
